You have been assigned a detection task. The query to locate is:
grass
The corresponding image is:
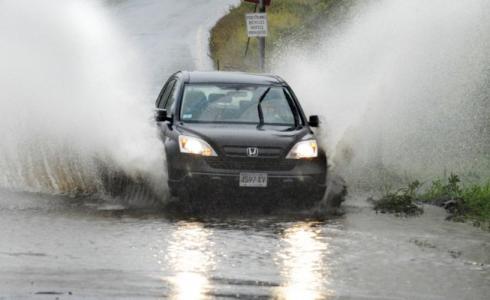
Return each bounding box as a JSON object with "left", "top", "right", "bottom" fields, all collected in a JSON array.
[
  {"left": 209, "top": 0, "right": 353, "bottom": 71},
  {"left": 420, "top": 174, "right": 490, "bottom": 223},
  {"left": 373, "top": 181, "right": 423, "bottom": 216},
  {"left": 373, "top": 174, "right": 490, "bottom": 229}
]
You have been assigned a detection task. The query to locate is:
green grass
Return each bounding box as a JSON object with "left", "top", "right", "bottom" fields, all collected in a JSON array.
[
  {"left": 420, "top": 174, "right": 490, "bottom": 222},
  {"left": 209, "top": 0, "right": 352, "bottom": 71},
  {"left": 373, "top": 181, "right": 423, "bottom": 216},
  {"left": 462, "top": 183, "right": 490, "bottom": 221},
  {"left": 375, "top": 174, "right": 490, "bottom": 227},
  {"left": 419, "top": 174, "right": 463, "bottom": 202}
]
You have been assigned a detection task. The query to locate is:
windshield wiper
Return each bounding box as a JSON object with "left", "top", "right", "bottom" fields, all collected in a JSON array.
[{"left": 257, "top": 87, "right": 271, "bottom": 126}]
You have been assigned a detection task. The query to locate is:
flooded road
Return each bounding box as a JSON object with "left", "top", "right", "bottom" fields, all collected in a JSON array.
[
  {"left": 1, "top": 191, "right": 489, "bottom": 299},
  {"left": 1, "top": 0, "right": 489, "bottom": 299}
]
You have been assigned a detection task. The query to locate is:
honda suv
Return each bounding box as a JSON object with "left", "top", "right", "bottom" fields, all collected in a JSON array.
[{"left": 155, "top": 71, "right": 327, "bottom": 206}]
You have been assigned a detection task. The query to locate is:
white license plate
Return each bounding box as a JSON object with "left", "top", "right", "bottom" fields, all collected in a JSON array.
[{"left": 239, "top": 173, "right": 268, "bottom": 187}]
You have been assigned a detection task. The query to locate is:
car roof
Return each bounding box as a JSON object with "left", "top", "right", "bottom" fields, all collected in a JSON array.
[{"left": 180, "top": 71, "right": 287, "bottom": 85}]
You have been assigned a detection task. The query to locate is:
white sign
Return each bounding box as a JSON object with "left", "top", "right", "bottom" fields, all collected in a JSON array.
[{"left": 245, "top": 13, "right": 268, "bottom": 37}]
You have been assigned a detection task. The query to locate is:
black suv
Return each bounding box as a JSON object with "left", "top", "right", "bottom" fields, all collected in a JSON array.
[{"left": 155, "top": 71, "right": 327, "bottom": 205}]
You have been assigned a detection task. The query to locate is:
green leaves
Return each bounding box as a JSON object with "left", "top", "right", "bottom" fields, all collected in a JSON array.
[
  {"left": 373, "top": 180, "right": 424, "bottom": 216},
  {"left": 375, "top": 173, "right": 490, "bottom": 226}
]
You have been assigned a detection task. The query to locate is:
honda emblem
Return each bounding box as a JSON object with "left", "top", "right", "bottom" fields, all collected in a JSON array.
[{"left": 246, "top": 147, "right": 259, "bottom": 157}]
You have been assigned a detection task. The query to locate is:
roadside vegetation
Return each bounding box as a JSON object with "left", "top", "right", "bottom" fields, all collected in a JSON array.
[
  {"left": 372, "top": 174, "right": 490, "bottom": 230},
  {"left": 210, "top": 0, "right": 354, "bottom": 71},
  {"left": 373, "top": 181, "right": 423, "bottom": 216}
]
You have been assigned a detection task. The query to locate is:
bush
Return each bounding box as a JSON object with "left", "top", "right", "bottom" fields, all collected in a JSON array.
[
  {"left": 461, "top": 182, "right": 490, "bottom": 221},
  {"left": 373, "top": 181, "right": 423, "bottom": 216},
  {"left": 420, "top": 173, "right": 462, "bottom": 202},
  {"left": 376, "top": 174, "right": 490, "bottom": 226}
]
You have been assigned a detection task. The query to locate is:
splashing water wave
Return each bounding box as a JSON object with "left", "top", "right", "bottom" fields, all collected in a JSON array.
[
  {"left": 273, "top": 0, "right": 490, "bottom": 187},
  {"left": 0, "top": 0, "right": 166, "bottom": 198}
]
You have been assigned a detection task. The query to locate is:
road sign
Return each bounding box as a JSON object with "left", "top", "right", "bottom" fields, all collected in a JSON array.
[
  {"left": 245, "top": 13, "right": 268, "bottom": 37},
  {"left": 244, "top": 0, "right": 271, "bottom": 6}
]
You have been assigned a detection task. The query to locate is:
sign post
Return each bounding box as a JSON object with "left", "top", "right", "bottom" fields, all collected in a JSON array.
[
  {"left": 258, "top": 0, "right": 266, "bottom": 71},
  {"left": 245, "top": 0, "right": 268, "bottom": 71}
]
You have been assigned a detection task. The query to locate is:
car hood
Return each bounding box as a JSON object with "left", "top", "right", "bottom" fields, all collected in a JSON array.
[{"left": 176, "top": 123, "right": 312, "bottom": 156}]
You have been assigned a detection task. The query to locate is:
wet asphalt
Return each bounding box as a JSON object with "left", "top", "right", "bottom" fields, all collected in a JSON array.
[{"left": 1, "top": 190, "right": 489, "bottom": 299}]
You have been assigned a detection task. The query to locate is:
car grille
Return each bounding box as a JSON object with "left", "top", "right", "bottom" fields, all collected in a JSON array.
[
  {"left": 222, "top": 146, "right": 283, "bottom": 158},
  {"left": 205, "top": 157, "right": 295, "bottom": 171}
]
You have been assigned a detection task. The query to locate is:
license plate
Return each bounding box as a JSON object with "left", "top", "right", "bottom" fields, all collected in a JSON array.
[{"left": 239, "top": 173, "right": 268, "bottom": 187}]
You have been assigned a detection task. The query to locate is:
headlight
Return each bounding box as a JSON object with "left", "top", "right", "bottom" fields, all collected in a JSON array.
[
  {"left": 286, "top": 140, "right": 318, "bottom": 159},
  {"left": 178, "top": 135, "right": 217, "bottom": 156}
]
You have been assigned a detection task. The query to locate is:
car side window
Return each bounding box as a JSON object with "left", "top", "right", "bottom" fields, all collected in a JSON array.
[
  {"left": 157, "top": 79, "right": 176, "bottom": 109},
  {"left": 156, "top": 79, "right": 170, "bottom": 108},
  {"left": 165, "top": 80, "right": 179, "bottom": 111}
]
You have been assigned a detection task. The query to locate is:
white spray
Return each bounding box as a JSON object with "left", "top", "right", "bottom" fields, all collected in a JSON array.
[
  {"left": 0, "top": 0, "right": 166, "bottom": 195},
  {"left": 273, "top": 0, "right": 490, "bottom": 187}
]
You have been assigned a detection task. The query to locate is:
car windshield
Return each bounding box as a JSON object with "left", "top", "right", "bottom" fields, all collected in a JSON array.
[{"left": 180, "top": 84, "right": 297, "bottom": 126}]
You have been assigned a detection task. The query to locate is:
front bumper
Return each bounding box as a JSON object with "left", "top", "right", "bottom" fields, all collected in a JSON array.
[{"left": 167, "top": 154, "right": 327, "bottom": 194}]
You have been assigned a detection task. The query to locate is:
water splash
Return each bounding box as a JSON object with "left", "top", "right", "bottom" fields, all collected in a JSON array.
[
  {"left": 273, "top": 0, "right": 490, "bottom": 187},
  {"left": 0, "top": 0, "right": 166, "bottom": 197}
]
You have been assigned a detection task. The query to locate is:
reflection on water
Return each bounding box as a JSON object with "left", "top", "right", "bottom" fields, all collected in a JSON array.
[
  {"left": 276, "top": 222, "right": 333, "bottom": 300},
  {"left": 163, "top": 220, "right": 332, "bottom": 299},
  {"left": 166, "top": 222, "right": 214, "bottom": 300}
]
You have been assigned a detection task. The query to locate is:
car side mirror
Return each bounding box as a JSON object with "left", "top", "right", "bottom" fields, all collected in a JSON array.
[
  {"left": 155, "top": 108, "right": 171, "bottom": 122},
  {"left": 308, "top": 115, "right": 320, "bottom": 127}
]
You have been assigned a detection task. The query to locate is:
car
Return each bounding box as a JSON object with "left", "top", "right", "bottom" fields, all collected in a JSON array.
[{"left": 155, "top": 71, "right": 327, "bottom": 207}]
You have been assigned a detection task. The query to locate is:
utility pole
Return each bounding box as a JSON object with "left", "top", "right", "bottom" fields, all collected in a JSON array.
[
  {"left": 245, "top": 0, "right": 268, "bottom": 71},
  {"left": 258, "top": 0, "right": 266, "bottom": 71}
]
